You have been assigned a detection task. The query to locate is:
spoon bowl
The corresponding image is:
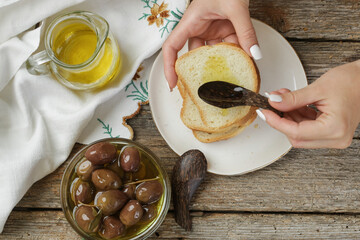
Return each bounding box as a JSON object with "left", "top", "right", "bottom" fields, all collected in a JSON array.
[{"left": 198, "top": 81, "right": 283, "bottom": 116}]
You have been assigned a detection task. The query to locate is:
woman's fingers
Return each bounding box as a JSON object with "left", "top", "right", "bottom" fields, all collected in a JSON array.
[
  {"left": 261, "top": 109, "right": 331, "bottom": 141},
  {"left": 189, "top": 37, "right": 205, "bottom": 51},
  {"left": 225, "top": 1, "right": 261, "bottom": 59},
  {"left": 206, "top": 38, "right": 222, "bottom": 45},
  {"left": 223, "top": 33, "right": 239, "bottom": 44},
  {"left": 268, "top": 84, "right": 322, "bottom": 112}
]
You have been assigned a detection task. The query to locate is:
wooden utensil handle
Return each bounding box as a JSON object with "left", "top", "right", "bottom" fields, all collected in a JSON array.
[{"left": 245, "top": 92, "right": 284, "bottom": 117}]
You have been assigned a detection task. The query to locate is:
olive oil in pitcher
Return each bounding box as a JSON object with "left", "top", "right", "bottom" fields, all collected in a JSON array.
[
  {"left": 51, "top": 21, "right": 121, "bottom": 88},
  {"left": 26, "top": 11, "right": 121, "bottom": 90}
]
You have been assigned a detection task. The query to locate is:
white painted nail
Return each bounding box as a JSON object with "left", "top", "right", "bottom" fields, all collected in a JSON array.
[
  {"left": 264, "top": 92, "right": 270, "bottom": 98},
  {"left": 256, "top": 109, "right": 266, "bottom": 121},
  {"left": 250, "top": 44, "right": 263, "bottom": 60},
  {"left": 166, "top": 81, "right": 172, "bottom": 92},
  {"left": 269, "top": 94, "right": 282, "bottom": 102}
]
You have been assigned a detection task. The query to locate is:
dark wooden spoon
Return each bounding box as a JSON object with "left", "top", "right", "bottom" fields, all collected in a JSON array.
[
  {"left": 198, "top": 81, "right": 283, "bottom": 116},
  {"left": 172, "top": 150, "right": 207, "bottom": 231}
]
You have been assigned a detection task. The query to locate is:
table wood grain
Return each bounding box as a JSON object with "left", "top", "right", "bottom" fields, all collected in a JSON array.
[{"left": 2, "top": 0, "right": 360, "bottom": 239}]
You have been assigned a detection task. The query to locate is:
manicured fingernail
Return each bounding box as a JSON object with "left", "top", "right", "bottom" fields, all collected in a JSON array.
[
  {"left": 256, "top": 109, "right": 266, "bottom": 121},
  {"left": 264, "top": 92, "right": 270, "bottom": 98},
  {"left": 166, "top": 81, "right": 172, "bottom": 92},
  {"left": 269, "top": 94, "right": 282, "bottom": 102},
  {"left": 250, "top": 44, "right": 263, "bottom": 60}
]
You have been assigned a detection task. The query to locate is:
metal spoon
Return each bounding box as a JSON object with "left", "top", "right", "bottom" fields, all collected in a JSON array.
[{"left": 198, "top": 81, "right": 283, "bottom": 116}]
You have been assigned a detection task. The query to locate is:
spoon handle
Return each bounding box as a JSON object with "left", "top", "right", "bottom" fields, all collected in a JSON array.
[{"left": 243, "top": 91, "right": 283, "bottom": 117}]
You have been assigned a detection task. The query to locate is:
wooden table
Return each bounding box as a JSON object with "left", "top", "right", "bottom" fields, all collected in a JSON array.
[{"left": 1, "top": 0, "right": 360, "bottom": 239}]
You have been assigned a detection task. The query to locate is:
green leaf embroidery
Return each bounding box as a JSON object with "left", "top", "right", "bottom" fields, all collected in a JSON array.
[
  {"left": 125, "top": 79, "right": 148, "bottom": 103},
  {"left": 97, "top": 118, "right": 120, "bottom": 138}
]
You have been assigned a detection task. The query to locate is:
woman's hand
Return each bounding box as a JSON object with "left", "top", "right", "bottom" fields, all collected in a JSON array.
[
  {"left": 258, "top": 60, "right": 360, "bottom": 149},
  {"left": 162, "top": 0, "right": 262, "bottom": 90}
]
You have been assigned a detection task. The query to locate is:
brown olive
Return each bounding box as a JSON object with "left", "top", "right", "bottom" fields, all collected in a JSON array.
[
  {"left": 141, "top": 204, "right": 157, "bottom": 222},
  {"left": 99, "top": 216, "right": 125, "bottom": 239},
  {"left": 119, "top": 200, "right": 143, "bottom": 226},
  {"left": 95, "top": 190, "right": 128, "bottom": 215},
  {"left": 74, "top": 205, "right": 100, "bottom": 233},
  {"left": 91, "top": 169, "right": 122, "bottom": 191},
  {"left": 85, "top": 142, "right": 117, "bottom": 165},
  {"left": 120, "top": 147, "right": 140, "bottom": 172},
  {"left": 122, "top": 185, "right": 136, "bottom": 199},
  {"left": 76, "top": 159, "right": 99, "bottom": 181},
  {"left": 132, "top": 161, "right": 146, "bottom": 180},
  {"left": 136, "top": 180, "right": 163, "bottom": 204},
  {"left": 75, "top": 181, "right": 94, "bottom": 204},
  {"left": 107, "top": 158, "right": 124, "bottom": 179}
]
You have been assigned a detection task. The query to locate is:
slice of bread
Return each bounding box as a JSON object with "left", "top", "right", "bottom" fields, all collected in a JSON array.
[
  {"left": 178, "top": 80, "right": 242, "bottom": 133},
  {"left": 192, "top": 111, "right": 257, "bottom": 143},
  {"left": 176, "top": 42, "right": 260, "bottom": 131}
]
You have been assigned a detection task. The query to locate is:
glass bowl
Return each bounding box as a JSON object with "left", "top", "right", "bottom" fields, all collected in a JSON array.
[{"left": 60, "top": 138, "right": 171, "bottom": 240}]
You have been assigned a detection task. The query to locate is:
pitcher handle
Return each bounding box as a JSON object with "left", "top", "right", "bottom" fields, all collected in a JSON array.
[{"left": 26, "top": 50, "right": 51, "bottom": 75}]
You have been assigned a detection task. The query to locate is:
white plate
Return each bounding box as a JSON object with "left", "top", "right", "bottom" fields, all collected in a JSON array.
[{"left": 148, "top": 19, "right": 307, "bottom": 175}]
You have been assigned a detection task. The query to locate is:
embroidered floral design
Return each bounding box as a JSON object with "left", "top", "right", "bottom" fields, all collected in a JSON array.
[
  {"left": 125, "top": 79, "right": 148, "bottom": 103},
  {"left": 139, "top": 0, "right": 183, "bottom": 38},
  {"left": 97, "top": 118, "right": 120, "bottom": 138},
  {"left": 132, "top": 65, "right": 144, "bottom": 81},
  {"left": 147, "top": 2, "right": 170, "bottom": 27}
]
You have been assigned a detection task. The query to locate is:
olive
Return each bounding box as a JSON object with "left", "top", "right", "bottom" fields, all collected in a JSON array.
[
  {"left": 136, "top": 180, "right": 163, "bottom": 204},
  {"left": 107, "top": 158, "right": 124, "bottom": 179},
  {"left": 141, "top": 204, "right": 157, "bottom": 222},
  {"left": 74, "top": 205, "right": 101, "bottom": 233},
  {"left": 99, "top": 216, "right": 125, "bottom": 239},
  {"left": 75, "top": 181, "right": 94, "bottom": 204},
  {"left": 122, "top": 185, "right": 136, "bottom": 199},
  {"left": 76, "top": 159, "right": 99, "bottom": 181},
  {"left": 120, "top": 147, "right": 140, "bottom": 172},
  {"left": 119, "top": 200, "right": 143, "bottom": 226},
  {"left": 92, "top": 169, "right": 122, "bottom": 191},
  {"left": 85, "top": 142, "right": 117, "bottom": 165},
  {"left": 95, "top": 190, "right": 128, "bottom": 215},
  {"left": 132, "top": 161, "right": 146, "bottom": 180}
]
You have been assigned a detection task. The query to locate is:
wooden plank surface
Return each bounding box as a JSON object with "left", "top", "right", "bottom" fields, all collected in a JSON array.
[
  {"left": 4, "top": 0, "right": 360, "bottom": 238},
  {"left": 250, "top": 0, "right": 360, "bottom": 41},
  {"left": 16, "top": 104, "right": 360, "bottom": 213},
  {"left": 2, "top": 211, "right": 360, "bottom": 239}
]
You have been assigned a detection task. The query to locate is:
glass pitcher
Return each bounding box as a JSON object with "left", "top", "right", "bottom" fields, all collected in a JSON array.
[{"left": 26, "top": 11, "right": 121, "bottom": 90}]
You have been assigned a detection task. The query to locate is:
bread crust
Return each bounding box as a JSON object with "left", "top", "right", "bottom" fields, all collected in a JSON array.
[{"left": 175, "top": 42, "right": 260, "bottom": 142}]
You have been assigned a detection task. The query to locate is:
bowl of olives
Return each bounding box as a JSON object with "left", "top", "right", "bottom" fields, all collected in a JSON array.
[{"left": 60, "top": 138, "right": 171, "bottom": 240}]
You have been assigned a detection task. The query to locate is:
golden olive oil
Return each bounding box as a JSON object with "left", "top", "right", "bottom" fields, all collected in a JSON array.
[
  {"left": 202, "top": 55, "right": 238, "bottom": 116},
  {"left": 52, "top": 22, "right": 121, "bottom": 86}
]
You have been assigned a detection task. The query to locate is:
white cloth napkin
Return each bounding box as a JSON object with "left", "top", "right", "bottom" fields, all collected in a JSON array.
[{"left": 0, "top": 0, "right": 187, "bottom": 232}]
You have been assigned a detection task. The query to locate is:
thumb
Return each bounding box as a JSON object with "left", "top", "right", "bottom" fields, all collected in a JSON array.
[
  {"left": 269, "top": 85, "right": 321, "bottom": 112},
  {"left": 226, "top": 4, "right": 261, "bottom": 60}
]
